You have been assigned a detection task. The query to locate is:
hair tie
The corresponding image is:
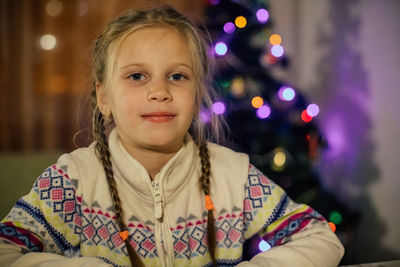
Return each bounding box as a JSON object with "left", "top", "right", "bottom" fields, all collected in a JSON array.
[
  {"left": 119, "top": 230, "right": 129, "bottom": 241},
  {"left": 205, "top": 195, "right": 215, "bottom": 211}
]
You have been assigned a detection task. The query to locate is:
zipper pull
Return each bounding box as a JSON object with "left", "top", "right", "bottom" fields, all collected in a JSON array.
[{"left": 151, "top": 180, "right": 163, "bottom": 219}]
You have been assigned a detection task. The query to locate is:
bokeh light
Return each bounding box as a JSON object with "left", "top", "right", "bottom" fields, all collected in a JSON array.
[
  {"left": 306, "top": 103, "right": 320, "bottom": 117},
  {"left": 259, "top": 240, "right": 271, "bottom": 252},
  {"left": 235, "top": 16, "right": 247, "bottom": 28},
  {"left": 328, "top": 222, "right": 336, "bottom": 232},
  {"left": 251, "top": 96, "right": 264, "bottom": 109},
  {"left": 256, "top": 104, "right": 271, "bottom": 119},
  {"left": 271, "top": 45, "right": 284, "bottom": 57},
  {"left": 256, "top": 9, "right": 269, "bottom": 24},
  {"left": 40, "top": 34, "right": 57, "bottom": 50},
  {"left": 223, "top": 22, "right": 235, "bottom": 34},
  {"left": 278, "top": 86, "right": 296, "bottom": 101},
  {"left": 329, "top": 211, "right": 343, "bottom": 225},
  {"left": 200, "top": 108, "right": 211, "bottom": 123},
  {"left": 230, "top": 76, "right": 245, "bottom": 97},
  {"left": 269, "top": 34, "right": 282, "bottom": 45},
  {"left": 46, "top": 0, "right": 63, "bottom": 17},
  {"left": 214, "top": 42, "right": 228, "bottom": 56},
  {"left": 209, "top": 0, "right": 220, "bottom": 5},
  {"left": 212, "top": 101, "right": 226, "bottom": 115},
  {"left": 301, "top": 110, "right": 313, "bottom": 123},
  {"left": 273, "top": 150, "right": 286, "bottom": 167}
]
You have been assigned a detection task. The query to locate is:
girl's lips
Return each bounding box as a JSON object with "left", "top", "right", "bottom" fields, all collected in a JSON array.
[{"left": 141, "top": 112, "right": 176, "bottom": 123}]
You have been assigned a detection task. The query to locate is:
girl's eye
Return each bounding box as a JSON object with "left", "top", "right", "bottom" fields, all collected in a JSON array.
[
  {"left": 128, "top": 73, "right": 146, "bottom": 81},
  {"left": 169, "top": 73, "right": 187, "bottom": 81}
]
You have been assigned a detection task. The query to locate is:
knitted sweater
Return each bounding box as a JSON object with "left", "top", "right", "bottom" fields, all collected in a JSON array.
[{"left": 0, "top": 129, "right": 344, "bottom": 267}]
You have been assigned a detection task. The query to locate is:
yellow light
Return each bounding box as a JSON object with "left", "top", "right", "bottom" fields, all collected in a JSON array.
[
  {"left": 273, "top": 150, "right": 286, "bottom": 167},
  {"left": 235, "top": 16, "right": 247, "bottom": 28},
  {"left": 40, "top": 34, "right": 57, "bottom": 50},
  {"left": 269, "top": 34, "right": 282, "bottom": 45},
  {"left": 251, "top": 96, "right": 264, "bottom": 109},
  {"left": 230, "top": 76, "right": 245, "bottom": 96}
]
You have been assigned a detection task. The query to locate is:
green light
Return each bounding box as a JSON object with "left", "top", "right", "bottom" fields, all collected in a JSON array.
[
  {"left": 329, "top": 211, "right": 343, "bottom": 225},
  {"left": 220, "top": 79, "right": 231, "bottom": 88}
]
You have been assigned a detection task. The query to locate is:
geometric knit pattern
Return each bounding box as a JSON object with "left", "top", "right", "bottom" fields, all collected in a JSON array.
[{"left": 1, "top": 163, "right": 327, "bottom": 267}]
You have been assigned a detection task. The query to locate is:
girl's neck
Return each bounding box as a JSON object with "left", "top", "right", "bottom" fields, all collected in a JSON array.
[{"left": 122, "top": 142, "right": 182, "bottom": 180}]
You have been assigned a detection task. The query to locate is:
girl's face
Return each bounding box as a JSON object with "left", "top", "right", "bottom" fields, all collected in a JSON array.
[{"left": 98, "top": 26, "right": 197, "bottom": 155}]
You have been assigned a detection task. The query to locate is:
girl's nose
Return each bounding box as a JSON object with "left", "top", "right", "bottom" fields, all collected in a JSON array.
[{"left": 147, "top": 80, "right": 172, "bottom": 102}]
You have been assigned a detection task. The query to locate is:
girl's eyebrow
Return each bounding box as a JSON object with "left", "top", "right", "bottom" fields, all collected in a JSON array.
[{"left": 119, "top": 62, "right": 192, "bottom": 71}]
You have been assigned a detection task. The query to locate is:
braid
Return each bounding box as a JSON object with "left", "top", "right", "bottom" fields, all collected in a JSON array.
[
  {"left": 92, "top": 90, "right": 144, "bottom": 267},
  {"left": 199, "top": 142, "right": 218, "bottom": 267}
]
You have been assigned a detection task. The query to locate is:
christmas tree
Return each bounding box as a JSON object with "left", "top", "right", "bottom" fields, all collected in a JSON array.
[{"left": 203, "top": 0, "right": 358, "bottom": 262}]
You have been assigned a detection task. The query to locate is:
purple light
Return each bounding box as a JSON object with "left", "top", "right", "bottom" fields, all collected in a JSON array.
[
  {"left": 271, "top": 45, "right": 284, "bottom": 57},
  {"left": 256, "top": 104, "right": 271, "bottom": 119},
  {"left": 223, "top": 22, "right": 235, "bottom": 34},
  {"left": 215, "top": 42, "right": 228, "bottom": 56},
  {"left": 209, "top": 0, "right": 220, "bottom": 5},
  {"left": 256, "top": 9, "right": 269, "bottom": 24},
  {"left": 307, "top": 103, "right": 320, "bottom": 117},
  {"left": 278, "top": 86, "right": 296, "bottom": 101},
  {"left": 200, "top": 108, "right": 211, "bottom": 123},
  {"left": 212, "top": 101, "right": 226, "bottom": 115},
  {"left": 259, "top": 240, "right": 271, "bottom": 252}
]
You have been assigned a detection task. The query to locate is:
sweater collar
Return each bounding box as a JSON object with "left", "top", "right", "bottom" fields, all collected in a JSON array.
[{"left": 108, "top": 128, "right": 198, "bottom": 202}]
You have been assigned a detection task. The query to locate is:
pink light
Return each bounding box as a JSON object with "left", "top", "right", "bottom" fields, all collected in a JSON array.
[
  {"left": 212, "top": 101, "right": 226, "bottom": 115},
  {"left": 200, "top": 108, "right": 211, "bottom": 123},
  {"left": 271, "top": 45, "right": 284, "bottom": 57},
  {"left": 278, "top": 86, "right": 296, "bottom": 101},
  {"left": 256, "top": 105, "right": 271, "bottom": 119},
  {"left": 256, "top": 9, "right": 269, "bottom": 24},
  {"left": 306, "top": 103, "right": 320, "bottom": 117},
  {"left": 223, "top": 22, "right": 235, "bottom": 34}
]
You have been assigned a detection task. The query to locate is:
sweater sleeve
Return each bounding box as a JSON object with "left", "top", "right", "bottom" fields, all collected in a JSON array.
[
  {"left": 239, "top": 164, "right": 344, "bottom": 267},
  {"left": 0, "top": 157, "right": 111, "bottom": 267}
]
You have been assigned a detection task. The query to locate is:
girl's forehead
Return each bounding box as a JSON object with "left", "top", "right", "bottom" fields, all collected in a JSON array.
[{"left": 115, "top": 26, "right": 192, "bottom": 68}]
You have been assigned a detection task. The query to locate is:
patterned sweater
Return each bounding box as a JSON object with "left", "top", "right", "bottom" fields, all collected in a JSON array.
[{"left": 0, "top": 129, "right": 344, "bottom": 266}]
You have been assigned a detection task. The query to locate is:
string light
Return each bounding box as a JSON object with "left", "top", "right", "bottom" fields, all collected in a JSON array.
[
  {"left": 214, "top": 42, "right": 228, "bottom": 56},
  {"left": 273, "top": 150, "right": 286, "bottom": 168},
  {"left": 271, "top": 45, "right": 284, "bottom": 57},
  {"left": 258, "top": 240, "right": 271, "bottom": 252},
  {"left": 235, "top": 16, "right": 247, "bottom": 28},
  {"left": 328, "top": 222, "right": 336, "bottom": 232},
  {"left": 256, "top": 104, "right": 271, "bottom": 119},
  {"left": 329, "top": 211, "right": 343, "bottom": 225},
  {"left": 278, "top": 86, "right": 296, "bottom": 101},
  {"left": 251, "top": 96, "right": 264, "bottom": 108},
  {"left": 200, "top": 108, "right": 211, "bottom": 123},
  {"left": 301, "top": 110, "right": 312, "bottom": 123},
  {"left": 223, "top": 22, "right": 235, "bottom": 34},
  {"left": 46, "top": 0, "right": 63, "bottom": 17},
  {"left": 306, "top": 103, "right": 320, "bottom": 117},
  {"left": 40, "top": 34, "right": 57, "bottom": 50},
  {"left": 256, "top": 9, "right": 269, "bottom": 24},
  {"left": 230, "top": 76, "right": 245, "bottom": 97},
  {"left": 212, "top": 101, "right": 226, "bottom": 115},
  {"left": 269, "top": 34, "right": 282, "bottom": 45}
]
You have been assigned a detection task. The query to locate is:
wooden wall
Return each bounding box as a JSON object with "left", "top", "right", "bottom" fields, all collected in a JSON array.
[{"left": 0, "top": 0, "right": 204, "bottom": 152}]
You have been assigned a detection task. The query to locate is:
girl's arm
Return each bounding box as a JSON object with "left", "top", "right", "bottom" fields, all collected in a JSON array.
[
  {"left": 0, "top": 161, "right": 111, "bottom": 267},
  {"left": 239, "top": 164, "right": 344, "bottom": 267}
]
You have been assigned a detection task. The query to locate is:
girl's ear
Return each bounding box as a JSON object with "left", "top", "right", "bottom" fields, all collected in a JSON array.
[{"left": 96, "top": 82, "right": 112, "bottom": 117}]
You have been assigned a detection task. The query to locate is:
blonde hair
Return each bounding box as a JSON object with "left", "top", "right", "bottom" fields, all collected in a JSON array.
[{"left": 91, "top": 6, "right": 222, "bottom": 266}]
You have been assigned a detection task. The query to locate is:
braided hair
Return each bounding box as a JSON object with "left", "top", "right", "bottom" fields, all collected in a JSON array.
[{"left": 91, "top": 6, "right": 224, "bottom": 266}]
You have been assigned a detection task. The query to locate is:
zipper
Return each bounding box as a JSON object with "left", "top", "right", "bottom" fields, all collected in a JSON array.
[
  {"left": 151, "top": 177, "right": 174, "bottom": 267},
  {"left": 151, "top": 180, "right": 163, "bottom": 219}
]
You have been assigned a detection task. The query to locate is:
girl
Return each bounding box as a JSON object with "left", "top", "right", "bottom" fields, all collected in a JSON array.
[{"left": 0, "top": 6, "right": 344, "bottom": 267}]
